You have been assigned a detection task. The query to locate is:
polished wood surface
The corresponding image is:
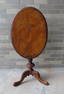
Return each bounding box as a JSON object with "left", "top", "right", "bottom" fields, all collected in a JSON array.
[
  {"left": 11, "top": 7, "right": 48, "bottom": 59},
  {"left": 11, "top": 7, "right": 49, "bottom": 86}
]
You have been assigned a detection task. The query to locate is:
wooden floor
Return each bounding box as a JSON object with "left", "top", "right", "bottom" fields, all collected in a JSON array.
[{"left": 0, "top": 68, "right": 64, "bottom": 94}]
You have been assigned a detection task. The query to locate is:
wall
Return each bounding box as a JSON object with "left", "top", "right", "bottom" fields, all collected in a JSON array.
[{"left": 0, "top": 0, "right": 64, "bottom": 68}]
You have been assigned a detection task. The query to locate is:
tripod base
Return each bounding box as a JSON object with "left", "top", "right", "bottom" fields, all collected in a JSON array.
[{"left": 13, "top": 59, "right": 49, "bottom": 86}]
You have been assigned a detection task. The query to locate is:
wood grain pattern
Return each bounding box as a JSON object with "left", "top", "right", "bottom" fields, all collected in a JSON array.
[{"left": 11, "top": 7, "right": 48, "bottom": 59}]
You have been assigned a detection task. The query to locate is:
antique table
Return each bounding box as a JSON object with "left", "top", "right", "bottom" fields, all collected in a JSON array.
[{"left": 11, "top": 7, "right": 49, "bottom": 86}]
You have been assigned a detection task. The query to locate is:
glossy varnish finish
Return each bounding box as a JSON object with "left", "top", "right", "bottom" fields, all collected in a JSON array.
[
  {"left": 11, "top": 7, "right": 48, "bottom": 59},
  {"left": 11, "top": 7, "right": 49, "bottom": 86}
]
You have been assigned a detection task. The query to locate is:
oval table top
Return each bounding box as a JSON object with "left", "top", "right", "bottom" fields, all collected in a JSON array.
[{"left": 11, "top": 7, "right": 48, "bottom": 59}]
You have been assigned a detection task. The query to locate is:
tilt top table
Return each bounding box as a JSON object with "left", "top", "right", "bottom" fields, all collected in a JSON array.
[{"left": 11, "top": 7, "right": 49, "bottom": 86}]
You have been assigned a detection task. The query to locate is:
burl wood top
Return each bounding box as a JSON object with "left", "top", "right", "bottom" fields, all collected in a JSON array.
[{"left": 11, "top": 7, "right": 48, "bottom": 59}]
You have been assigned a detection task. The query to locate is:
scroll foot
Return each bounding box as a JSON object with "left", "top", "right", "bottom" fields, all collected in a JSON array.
[
  {"left": 13, "top": 70, "right": 30, "bottom": 86},
  {"left": 32, "top": 71, "right": 49, "bottom": 86}
]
